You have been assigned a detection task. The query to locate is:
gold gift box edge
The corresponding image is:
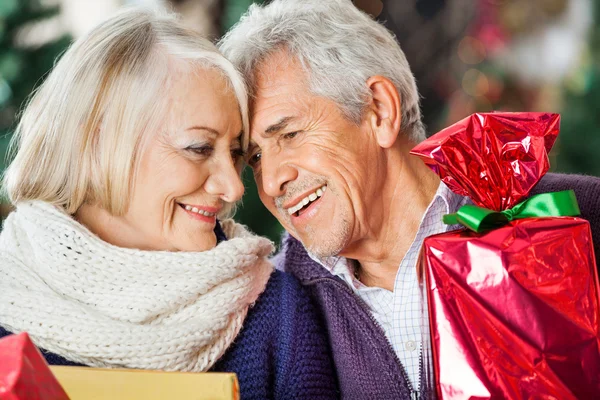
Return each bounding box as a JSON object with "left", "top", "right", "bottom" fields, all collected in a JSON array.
[{"left": 49, "top": 366, "right": 239, "bottom": 400}]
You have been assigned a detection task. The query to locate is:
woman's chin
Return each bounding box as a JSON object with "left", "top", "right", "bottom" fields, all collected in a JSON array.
[{"left": 174, "top": 232, "right": 217, "bottom": 252}]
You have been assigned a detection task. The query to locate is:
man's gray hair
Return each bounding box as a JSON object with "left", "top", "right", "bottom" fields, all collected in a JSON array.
[{"left": 219, "top": 0, "right": 426, "bottom": 142}]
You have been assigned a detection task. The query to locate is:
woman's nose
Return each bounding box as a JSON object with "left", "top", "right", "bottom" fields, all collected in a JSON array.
[{"left": 205, "top": 156, "right": 245, "bottom": 204}]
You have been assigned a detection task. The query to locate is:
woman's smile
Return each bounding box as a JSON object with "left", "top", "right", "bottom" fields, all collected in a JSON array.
[{"left": 178, "top": 202, "right": 220, "bottom": 224}]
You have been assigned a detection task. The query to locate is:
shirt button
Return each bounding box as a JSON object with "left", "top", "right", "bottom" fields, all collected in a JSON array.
[{"left": 405, "top": 340, "right": 417, "bottom": 352}]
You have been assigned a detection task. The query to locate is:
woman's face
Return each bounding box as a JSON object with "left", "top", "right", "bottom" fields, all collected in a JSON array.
[{"left": 119, "top": 68, "right": 245, "bottom": 252}]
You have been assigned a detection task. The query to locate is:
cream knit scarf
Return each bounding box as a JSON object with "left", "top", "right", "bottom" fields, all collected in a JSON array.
[{"left": 0, "top": 201, "right": 274, "bottom": 372}]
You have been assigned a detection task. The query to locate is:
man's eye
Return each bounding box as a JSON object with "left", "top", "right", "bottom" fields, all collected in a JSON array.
[
  {"left": 248, "top": 151, "right": 262, "bottom": 168},
  {"left": 283, "top": 131, "right": 300, "bottom": 140}
]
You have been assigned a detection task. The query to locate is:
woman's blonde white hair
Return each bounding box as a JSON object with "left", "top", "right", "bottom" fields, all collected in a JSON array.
[
  {"left": 218, "top": 0, "right": 425, "bottom": 143},
  {"left": 3, "top": 7, "right": 248, "bottom": 216}
]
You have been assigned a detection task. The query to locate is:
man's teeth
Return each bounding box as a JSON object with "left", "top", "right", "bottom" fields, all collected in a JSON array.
[
  {"left": 184, "top": 205, "right": 216, "bottom": 217},
  {"left": 287, "top": 185, "right": 327, "bottom": 215}
]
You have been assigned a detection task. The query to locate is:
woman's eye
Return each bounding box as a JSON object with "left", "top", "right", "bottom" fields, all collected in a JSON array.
[
  {"left": 186, "top": 145, "right": 214, "bottom": 157},
  {"left": 248, "top": 151, "right": 262, "bottom": 168},
  {"left": 231, "top": 148, "right": 246, "bottom": 160}
]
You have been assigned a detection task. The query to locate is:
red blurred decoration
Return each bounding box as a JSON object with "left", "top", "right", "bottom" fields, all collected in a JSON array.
[
  {"left": 471, "top": 1, "right": 508, "bottom": 52},
  {"left": 0, "top": 332, "right": 69, "bottom": 400},
  {"left": 411, "top": 112, "right": 600, "bottom": 399}
]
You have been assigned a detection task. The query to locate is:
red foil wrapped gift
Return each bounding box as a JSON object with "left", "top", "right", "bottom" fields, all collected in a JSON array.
[
  {"left": 0, "top": 332, "right": 69, "bottom": 400},
  {"left": 410, "top": 112, "right": 600, "bottom": 399}
]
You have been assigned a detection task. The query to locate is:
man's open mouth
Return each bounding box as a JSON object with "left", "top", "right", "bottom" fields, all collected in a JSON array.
[{"left": 286, "top": 185, "right": 327, "bottom": 217}]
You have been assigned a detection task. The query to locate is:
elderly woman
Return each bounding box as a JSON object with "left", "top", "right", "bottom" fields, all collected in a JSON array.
[{"left": 0, "top": 8, "right": 338, "bottom": 399}]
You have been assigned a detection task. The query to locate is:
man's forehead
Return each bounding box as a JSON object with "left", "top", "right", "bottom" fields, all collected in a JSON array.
[
  {"left": 250, "top": 58, "right": 309, "bottom": 135},
  {"left": 252, "top": 52, "right": 312, "bottom": 103},
  {"left": 253, "top": 49, "right": 305, "bottom": 87}
]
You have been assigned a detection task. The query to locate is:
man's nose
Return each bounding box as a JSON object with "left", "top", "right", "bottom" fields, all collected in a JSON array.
[{"left": 261, "top": 151, "right": 298, "bottom": 198}]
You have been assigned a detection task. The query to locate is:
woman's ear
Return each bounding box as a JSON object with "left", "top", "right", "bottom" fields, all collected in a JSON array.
[{"left": 365, "top": 75, "right": 402, "bottom": 149}]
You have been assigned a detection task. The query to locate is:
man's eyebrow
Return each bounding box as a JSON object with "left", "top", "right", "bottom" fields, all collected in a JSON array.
[{"left": 263, "top": 116, "right": 296, "bottom": 137}]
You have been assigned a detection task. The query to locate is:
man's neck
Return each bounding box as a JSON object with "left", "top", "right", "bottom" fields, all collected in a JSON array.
[{"left": 339, "top": 146, "right": 440, "bottom": 291}]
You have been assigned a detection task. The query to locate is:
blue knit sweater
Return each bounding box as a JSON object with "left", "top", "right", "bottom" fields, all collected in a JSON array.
[{"left": 0, "top": 271, "right": 339, "bottom": 399}]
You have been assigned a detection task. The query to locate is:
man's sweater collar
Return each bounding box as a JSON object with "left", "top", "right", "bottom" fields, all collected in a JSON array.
[{"left": 280, "top": 233, "right": 334, "bottom": 283}]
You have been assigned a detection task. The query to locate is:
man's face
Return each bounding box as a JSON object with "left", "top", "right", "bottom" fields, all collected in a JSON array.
[{"left": 247, "top": 53, "right": 386, "bottom": 258}]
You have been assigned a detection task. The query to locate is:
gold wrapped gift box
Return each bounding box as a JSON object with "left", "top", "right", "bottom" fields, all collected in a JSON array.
[{"left": 50, "top": 366, "right": 239, "bottom": 400}]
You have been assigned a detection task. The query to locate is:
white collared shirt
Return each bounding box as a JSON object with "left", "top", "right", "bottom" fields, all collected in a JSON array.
[{"left": 309, "top": 183, "right": 467, "bottom": 390}]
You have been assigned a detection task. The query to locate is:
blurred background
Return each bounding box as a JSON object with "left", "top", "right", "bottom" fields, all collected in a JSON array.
[{"left": 0, "top": 0, "right": 599, "bottom": 243}]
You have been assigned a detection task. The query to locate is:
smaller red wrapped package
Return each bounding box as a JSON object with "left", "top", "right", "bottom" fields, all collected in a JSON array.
[
  {"left": 0, "top": 333, "right": 69, "bottom": 400},
  {"left": 411, "top": 112, "right": 600, "bottom": 399}
]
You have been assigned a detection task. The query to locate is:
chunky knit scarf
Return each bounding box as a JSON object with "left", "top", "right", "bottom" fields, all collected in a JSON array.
[{"left": 0, "top": 201, "right": 274, "bottom": 372}]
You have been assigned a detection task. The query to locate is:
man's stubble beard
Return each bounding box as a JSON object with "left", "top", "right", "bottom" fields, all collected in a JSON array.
[
  {"left": 303, "top": 209, "right": 352, "bottom": 259},
  {"left": 273, "top": 177, "right": 353, "bottom": 258}
]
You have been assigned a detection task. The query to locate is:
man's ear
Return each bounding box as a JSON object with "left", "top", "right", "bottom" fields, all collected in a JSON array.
[
  {"left": 353, "top": 0, "right": 383, "bottom": 18},
  {"left": 366, "top": 75, "right": 401, "bottom": 149}
]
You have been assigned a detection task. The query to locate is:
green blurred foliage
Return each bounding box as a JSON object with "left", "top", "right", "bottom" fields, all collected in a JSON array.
[
  {"left": 555, "top": 0, "right": 600, "bottom": 176},
  {"left": 236, "top": 167, "right": 285, "bottom": 244},
  {"left": 221, "top": 0, "right": 261, "bottom": 33},
  {"left": 221, "top": 0, "right": 284, "bottom": 244},
  {"left": 0, "top": 0, "right": 71, "bottom": 173}
]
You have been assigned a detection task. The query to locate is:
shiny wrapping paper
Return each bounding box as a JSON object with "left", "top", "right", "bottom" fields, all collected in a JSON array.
[
  {"left": 411, "top": 112, "right": 600, "bottom": 399},
  {"left": 411, "top": 112, "right": 559, "bottom": 212},
  {"left": 422, "top": 218, "right": 599, "bottom": 399},
  {"left": 0, "top": 332, "right": 69, "bottom": 400}
]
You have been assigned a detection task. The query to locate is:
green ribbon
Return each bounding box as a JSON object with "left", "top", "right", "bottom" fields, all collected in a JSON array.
[{"left": 443, "top": 190, "right": 581, "bottom": 233}]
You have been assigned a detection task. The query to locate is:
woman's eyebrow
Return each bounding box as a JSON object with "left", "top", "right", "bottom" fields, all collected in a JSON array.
[{"left": 186, "top": 126, "right": 220, "bottom": 137}]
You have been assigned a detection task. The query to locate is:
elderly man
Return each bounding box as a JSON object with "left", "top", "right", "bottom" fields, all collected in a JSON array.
[{"left": 219, "top": 0, "right": 600, "bottom": 398}]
